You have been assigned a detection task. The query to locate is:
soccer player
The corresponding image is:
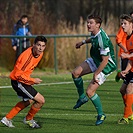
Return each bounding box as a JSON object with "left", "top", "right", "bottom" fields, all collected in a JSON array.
[
  {"left": 71, "top": 15, "right": 116, "bottom": 125},
  {"left": 115, "top": 11, "right": 133, "bottom": 82},
  {"left": 115, "top": 25, "right": 128, "bottom": 82},
  {"left": 1, "top": 36, "right": 47, "bottom": 128},
  {"left": 117, "top": 14, "right": 133, "bottom": 124}
]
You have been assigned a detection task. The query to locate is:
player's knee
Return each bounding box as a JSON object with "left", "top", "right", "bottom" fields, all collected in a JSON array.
[
  {"left": 86, "top": 90, "right": 93, "bottom": 98},
  {"left": 71, "top": 71, "right": 80, "bottom": 78},
  {"left": 40, "top": 96, "right": 45, "bottom": 105}
]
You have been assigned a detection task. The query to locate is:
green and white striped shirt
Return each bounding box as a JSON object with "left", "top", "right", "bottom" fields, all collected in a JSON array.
[{"left": 90, "top": 28, "right": 116, "bottom": 75}]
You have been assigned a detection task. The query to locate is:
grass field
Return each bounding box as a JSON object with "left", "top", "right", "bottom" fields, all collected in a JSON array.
[{"left": 0, "top": 70, "right": 133, "bottom": 133}]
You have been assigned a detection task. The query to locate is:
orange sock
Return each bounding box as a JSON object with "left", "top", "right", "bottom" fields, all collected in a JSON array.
[
  {"left": 26, "top": 105, "right": 40, "bottom": 120},
  {"left": 132, "top": 94, "right": 133, "bottom": 114},
  {"left": 124, "top": 94, "right": 133, "bottom": 118},
  {"left": 6, "top": 101, "right": 26, "bottom": 120}
]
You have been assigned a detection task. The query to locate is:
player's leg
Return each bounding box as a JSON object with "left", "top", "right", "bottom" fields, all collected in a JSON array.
[
  {"left": 118, "top": 72, "right": 133, "bottom": 124},
  {"left": 1, "top": 100, "right": 30, "bottom": 128},
  {"left": 72, "top": 61, "right": 92, "bottom": 109},
  {"left": 25, "top": 92, "right": 45, "bottom": 120},
  {"left": 86, "top": 72, "right": 109, "bottom": 125},
  {"left": 1, "top": 80, "right": 31, "bottom": 127},
  {"left": 24, "top": 92, "right": 45, "bottom": 128},
  {"left": 87, "top": 81, "right": 106, "bottom": 125}
]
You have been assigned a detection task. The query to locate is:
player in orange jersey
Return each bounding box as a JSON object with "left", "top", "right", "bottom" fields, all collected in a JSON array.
[
  {"left": 1, "top": 36, "right": 47, "bottom": 128},
  {"left": 115, "top": 26, "right": 128, "bottom": 82},
  {"left": 117, "top": 14, "right": 133, "bottom": 124},
  {"left": 115, "top": 11, "right": 133, "bottom": 82}
]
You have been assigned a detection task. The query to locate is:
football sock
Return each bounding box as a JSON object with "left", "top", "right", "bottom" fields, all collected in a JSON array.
[
  {"left": 6, "top": 101, "right": 26, "bottom": 119},
  {"left": 26, "top": 104, "right": 40, "bottom": 120},
  {"left": 72, "top": 76, "right": 85, "bottom": 99},
  {"left": 124, "top": 94, "right": 133, "bottom": 118},
  {"left": 90, "top": 93, "right": 103, "bottom": 115}
]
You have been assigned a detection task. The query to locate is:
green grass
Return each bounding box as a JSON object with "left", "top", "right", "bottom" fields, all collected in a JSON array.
[{"left": 0, "top": 71, "right": 133, "bottom": 133}]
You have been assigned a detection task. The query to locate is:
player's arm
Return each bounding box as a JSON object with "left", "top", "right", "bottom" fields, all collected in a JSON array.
[
  {"left": 93, "top": 55, "right": 109, "bottom": 82},
  {"left": 116, "top": 27, "right": 128, "bottom": 52},
  {"left": 121, "top": 52, "right": 133, "bottom": 59},
  {"left": 118, "top": 43, "right": 128, "bottom": 53},
  {"left": 121, "top": 60, "right": 132, "bottom": 77},
  {"left": 11, "top": 25, "right": 17, "bottom": 51},
  {"left": 76, "top": 38, "right": 91, "bottom": 49},
  {"left": 13, "top": 54, "right": 39, "bottom": 85}
]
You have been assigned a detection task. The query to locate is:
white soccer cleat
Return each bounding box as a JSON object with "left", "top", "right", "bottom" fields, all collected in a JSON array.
[
  {"left": 23, "top": 117, "right": 40, "bottom": 128},
  {"left": 1, "top": 117, "right": 15, "bottom": 127}
]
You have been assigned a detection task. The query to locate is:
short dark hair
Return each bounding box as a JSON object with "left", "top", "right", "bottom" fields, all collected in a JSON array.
[
  {"left": 130, "top": 11, "right": 133, "bottom": 16},
  {"left": 120, "top": 14, "right": 133, "bottom": 23},
  {"left": 87, "top": 14, "right": 102, "bottom": 25},
  {"left": 34, "top": 36, "right": 47, "bottom": 44},
  {"left": 21, "top": 15, "right": 28, "bottom": 19}
]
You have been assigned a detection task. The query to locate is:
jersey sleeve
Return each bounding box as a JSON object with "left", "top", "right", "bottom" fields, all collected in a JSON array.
[{"left": 98, "top": 33, "right": 110, "bottom": 56}]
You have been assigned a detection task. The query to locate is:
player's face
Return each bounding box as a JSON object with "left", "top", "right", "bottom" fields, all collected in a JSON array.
[
  {"left": 21, "top": 17, "right": 28, "bottom": 25},
  {"left": 33, "top": 41, "right": 46, "bottom": 57},
  {"left": 87, "top": 19, "right": 100, "bottom": 34},
  {"left": 121, "top": 19, "right": 132, "bottom": 33}
]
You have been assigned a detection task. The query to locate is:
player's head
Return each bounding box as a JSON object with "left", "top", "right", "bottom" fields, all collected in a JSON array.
[
  {"left": 87, "top": 14, "right": 102, "bottom": 34},
  {"left": 21, "top": 15, "right": 28, "bottom": 25},
  {"left": 120, "top": 14, "right": 133, "bottom": 23},
  {"left": 33, "top": 36, "right": 47, "bottom": 57},
  {"left": 130, "top": 11, "right": 133, "bottom": 18},
  {"left": 120, "top": 14, "right": 133, "bottom": 34}
]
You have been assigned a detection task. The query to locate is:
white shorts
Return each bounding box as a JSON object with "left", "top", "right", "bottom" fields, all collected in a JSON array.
[{"left": 85, "top": 58, "right": 111, "bottom": 85}]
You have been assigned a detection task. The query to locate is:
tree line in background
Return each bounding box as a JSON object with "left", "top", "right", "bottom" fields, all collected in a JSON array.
[{"left": 0, "top": 0, "right": 133, "bottom": 71}]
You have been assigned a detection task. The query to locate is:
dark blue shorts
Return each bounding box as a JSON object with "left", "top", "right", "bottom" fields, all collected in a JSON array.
[{"left": 123, "top": 71, "right": 133, "bottom": 85}]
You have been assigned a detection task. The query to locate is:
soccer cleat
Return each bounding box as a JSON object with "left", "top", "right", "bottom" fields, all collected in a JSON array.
[
  {"left": 95, "top": 114, "right": 106, "bottom": 126},
  {"left": 23, "top": 118, "right": 40, "bottom": 128},
  {"left": 128, "top": 114, "right": 133, "bottom": 120},
  {"left": 73, "top": 96, "right": 88, "bottom": 109},
  {"left": 1, "top": 117, "right": 15, "bottom": 128},
  {"left": 118, "top": 118, "right": 129, "bottom": 124},
  {"left": 115, "top": 70, "right": 121, "bottom": 82}
]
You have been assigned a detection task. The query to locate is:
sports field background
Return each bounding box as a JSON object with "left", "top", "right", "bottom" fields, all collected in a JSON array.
[{"left": 0, "top": 70, "right": 133, "bottom": 133}]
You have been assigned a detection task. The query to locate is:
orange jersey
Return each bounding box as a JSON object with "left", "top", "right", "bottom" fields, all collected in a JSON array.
[
  {"left": 10, "top": 47, "right": 43, "bottom": 85},
  {"left": 116, "top": 26, "right": 127, "bottom": 56},
  {"left": 126, "top": 33, "right": 133, "bottom": 72}
]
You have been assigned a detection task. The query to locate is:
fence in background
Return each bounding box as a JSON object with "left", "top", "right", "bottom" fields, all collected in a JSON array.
[{"left": 0, "top": 34, "right": 118, "bottom": 74}]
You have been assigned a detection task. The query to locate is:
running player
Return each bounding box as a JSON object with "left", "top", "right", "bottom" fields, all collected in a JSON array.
[
  {"left": 1, "top": 36, "right": 47, "bottom": 128},
  {"left": 71, "top": 14, "right": 116, "bottom": 125},
  {"left": 115, "top": 11, "right": 133, "bottom": 82},
  {"left": 118, "top": 14, "right": 133, "bottom": 124}
]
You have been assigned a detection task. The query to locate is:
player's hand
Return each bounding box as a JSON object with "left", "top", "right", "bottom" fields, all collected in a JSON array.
[
  {"left": 121, "top": 53, "right": 130, "bottom": 59},
  {"left": 12, "top": 46, "right": 17, "bottom": 51},
  {"left": 121, "top": 71, "right": 128, "bottom": 77},
  {"left": 92, "top": 74, "right": 99, "bottom": 84},
  {"left": 34, "top": 78, "right": 42, "bottom": 84},
  {"left": 75, "top": 42, "right": 83, "bottom": 49}
]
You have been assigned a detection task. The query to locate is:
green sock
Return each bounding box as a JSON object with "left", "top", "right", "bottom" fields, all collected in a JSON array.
[
  {"left": 90, "top": 93, "right": 104, "bottom": 115},
  {"left": 73, "top": 76, "right": 85, "bottom": 99}
]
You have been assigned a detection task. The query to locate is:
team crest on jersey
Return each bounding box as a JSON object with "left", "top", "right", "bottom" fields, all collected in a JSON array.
[{"left": 130, "top": 42, "right": 133, "bottom": 46}]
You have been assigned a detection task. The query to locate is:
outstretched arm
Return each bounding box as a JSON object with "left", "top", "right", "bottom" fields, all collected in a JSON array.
[{"left": 76, "top": 38, "right": 91, "bottom": 49}]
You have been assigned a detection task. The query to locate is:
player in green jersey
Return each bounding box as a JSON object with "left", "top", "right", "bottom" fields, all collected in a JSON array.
[{"left": 71, "top": 14, "right": 116, "bottom": 126}]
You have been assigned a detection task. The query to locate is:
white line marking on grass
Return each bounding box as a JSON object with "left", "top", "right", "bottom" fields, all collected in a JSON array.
[
  {"left": 1, "top": 112, "right": 122, "bottom": 116},
  {"left": 0, "top": 79, "right": 115, "bottom": 89}
]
